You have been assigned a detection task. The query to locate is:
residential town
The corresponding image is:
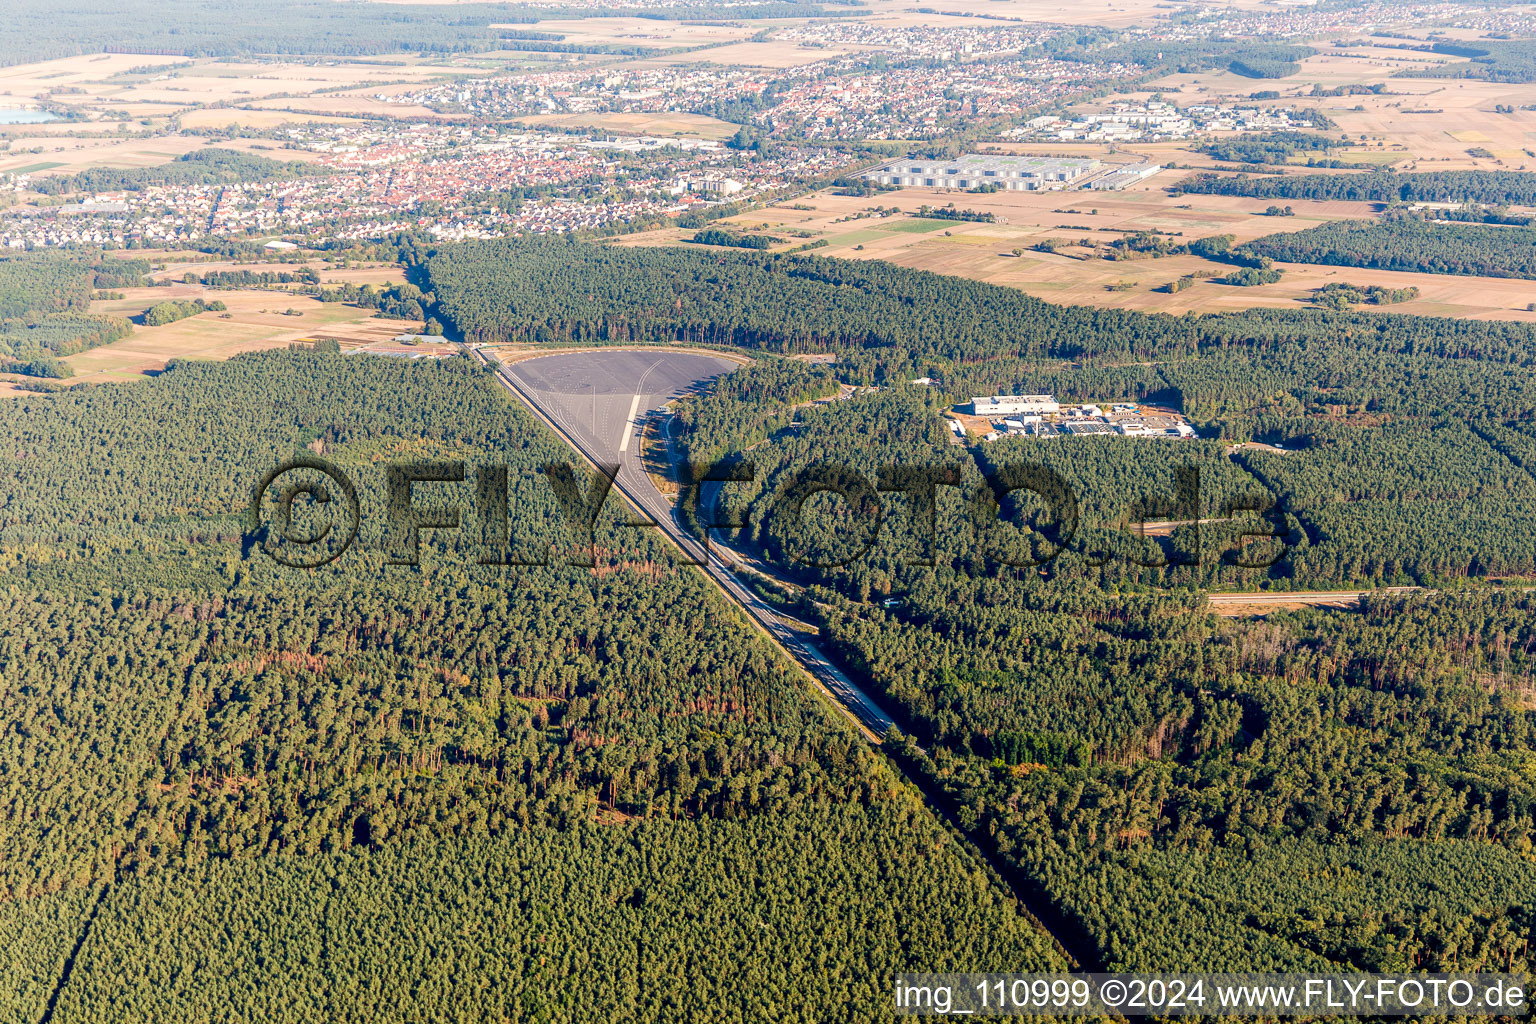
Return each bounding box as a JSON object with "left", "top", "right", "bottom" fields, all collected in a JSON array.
[
  {"left": 0, "top": 124, "right": 857, "bottom": 248},
  {"left": 2, "top": 0, "right": 1524, "bottom": 250},
  {"left": 396, "top": 46, "right": 1139, "bottom": 142}
]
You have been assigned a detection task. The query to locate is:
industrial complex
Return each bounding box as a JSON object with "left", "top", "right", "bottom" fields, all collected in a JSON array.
[
  {"left": 861, "top": 154, "right": 1100, "bottom": 191},
  {"left": 1088, "top": 162, "right": 1162, "bottom": 191},
  {"left": 955, "top": 394, "right": 1198, "bottom": 441},
  {"left": 861, "top": 154, "right": 1163, "bottom": 191},
  {"left": 965, "top": 394, "right": 1060, "bottom": 417}
]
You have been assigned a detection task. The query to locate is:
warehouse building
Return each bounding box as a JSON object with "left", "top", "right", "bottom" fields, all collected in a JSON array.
[
  {"left": 864, "top": 155, "right": 1099, "bottom": 191},
  {"left": 1089, "top": 162, "right": 1161, "bottom": 190},
  {"left": 965, "top": 394, "right": 1060, "bottom": 417}
]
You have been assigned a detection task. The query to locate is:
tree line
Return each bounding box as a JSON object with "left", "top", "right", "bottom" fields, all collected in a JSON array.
[
  {"left": 0, "top": 348, "right": 1060, "bottom": 1022},
  {"left": 1244, "top": 216, "right": 1536, "bottom": 280},
  {"left": 1175, "top": 169, "right": 1536, "bottom": 205},
  {"left": 29, "top": 149, "right": 330, "bottom": 196}
]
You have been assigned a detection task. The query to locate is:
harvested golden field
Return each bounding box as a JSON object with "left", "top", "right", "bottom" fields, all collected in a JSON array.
[
  {"left": 317, "top": 265, "right": 409, "bottom": 287},
  {"left": 519, "top": 111, "right": 739, "bottom": 139},
  {"left": 854, "top": 0, "right": 1269, "bottom": 29},
  {"left": 617, "top": 172, "right": 1536, "bottom": 322},
  {"left": 652, "top": 40, "right": 857, "bottom": 68},
  {"left": 0, "top": 133, "right": 207, "bottom": 175},
  {"left": 1138, "top": 44, "right": 1536, "bottom": 170},
  {"left": 0, "top": 52, "right": 183, "bottom": 102},
  {"left": 507, "top": 16, "right": 760, "bottom": 48},
  {"left": 0, "top": 126, "right": 328, "bottom": 175},
  {"left": 141, "top": 256, "right": 404, "bottom": 288},
  {"left": 246, "top": 90, "right": 464, "bottom": 121},
  {"left": 0, "top": 52, "right": 489, "bottom": 137},
  {"left": 710, "top": 170, "right": 1354, "bottom": 247},
  {"left": 49, "top": 287, "right": 425, "bottom": 385},
  {"left": 177, "top": 108, "right": 364, "bottom": 130}
]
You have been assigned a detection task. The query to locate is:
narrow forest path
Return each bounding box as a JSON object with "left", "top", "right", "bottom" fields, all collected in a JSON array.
[{"left": 37, "top": 881, "right": 109, "bottom": 1024}]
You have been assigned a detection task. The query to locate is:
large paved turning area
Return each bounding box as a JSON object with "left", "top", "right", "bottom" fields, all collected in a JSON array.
[
  {"left": 502, "top": 349, "right": 738, "bottom": 462},
  {"left": 486, "top": 346, "right": 899, "bottom": 742}
]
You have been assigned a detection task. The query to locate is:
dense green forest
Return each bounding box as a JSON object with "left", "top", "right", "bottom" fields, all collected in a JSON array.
[
  {"left": 676, "top": 356, "right": 840, "bottom": 466},
  {"left": 1215, "top": 265, "right": 1283, "bottom": 286},
  {"left": 1227, "top": 56, "right": 1302, "bottom": 79},
  {"left": 9, "top": 230, "right": 1536, "bottom": 995},
  {"left": 883, "top": 586, "right": 1536, "bottom": 970},
  {"left": 0, "top": 254, "right": 94, "bottom": 319},
  {"left": 427, "top": 238, "right": 1536, "bottom": 589},
  {"left": 1049, "top": 35, "right": 1312, "bottom": 80},
  {"left": 424, "top": 237, "right": 1536, "bottom": 397},
  {"left": 0, "top": 252, "right": 149, "bottom": 320},
  {"left": 0, "top": 254, "right": 138, "bottom": 375},
  {"left": 0, "top": 0, "right": 850, "bottom": 65},
  {"left": 45, "top": 808, "right": 1050, "bottom": 1023},
  {"left": 1244, "top": 217, "right": 1536, "bottom": 280},
  {"left": 0, "top": 312, "right": 132, "bottom": 376},
  {"left": 141, "top": 297, "right": 226, "bottom": 325},
  {"left": 1174, "top": 168, "right": 1536, "bottom": 204},
  {"left": 1194, "top": 131, "right": 1341, "bottom": 165},
  {"left": 0, "top": 349, "right": 1062, "bottom": 1020},
  {"left": 671, "top": 378, "right": 1536, "bottom": 971},
  {"left": 1399, "top": 39, "right": 1536, "bottom": 83},
  {"left": 691, "top": 227, "right": 777, "bottom": 250},
  {"left": 503, "top": 235, "right": 1536, "bottom": 971},
  {"left": 1312, "top": 282, "right": 1419, "bottom": 309},
  {"left": 30, "top": 149, "right": 329, "bottom": 195}
]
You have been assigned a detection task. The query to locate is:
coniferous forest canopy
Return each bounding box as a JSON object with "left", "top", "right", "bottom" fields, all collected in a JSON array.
[
  {"left": 1243, "top": 217, "right": 1536, "bottom": 280},
  {"left": 426, "top": 239, "right": 1536, "bottom": 587},
  {"left": 9, "top": 218, "right": 1536, "bottom": 1009},
  {"left": 0, "top": 349, "right": 1062, "bottom": 1021},
  {"left": 0, "top": 0, "right": 852, "bottom": 67},
  {"left": 421, "top": 238, "right": 1536, "bottom": 975},
  {"left": 10, "top": 0, "right": 1536, "bottom": 1004},
  {"left": 1174, "top": 168, "right": 1536, "bottom": 205},
  {"left": 0, "top": 255, "right": 139, "bottom": 376}
]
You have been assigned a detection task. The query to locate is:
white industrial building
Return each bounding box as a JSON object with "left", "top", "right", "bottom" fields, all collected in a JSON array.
[
  {"left": 668, "top": 174, "right": 744, "bottom": 195},
  {"left": 966, "top": 394, "right": 1060, "bottom": 417},
  {"left": 1089, "top": 163, "right": 1161, "bottom": 190},
  {"left": 863, "top": 155, "right": 1098, "bottom": 191}
]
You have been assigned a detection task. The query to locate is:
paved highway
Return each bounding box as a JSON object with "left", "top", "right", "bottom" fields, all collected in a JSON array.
[
  {"left": 475, "top": 344, "right": 1100, "bottom": 971},
  {"left": 483, "top": 348, "right": 896, "bottom": 742}
]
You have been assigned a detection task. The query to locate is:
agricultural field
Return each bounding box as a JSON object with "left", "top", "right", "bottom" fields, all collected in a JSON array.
[
  {"left": 0, "top": 284, "right": 423, "bottom": 391},
  {"left": 637, "top": 174, "right": 1536, "bottom": 321},
  {"left": 851, "top": 0, "right": 1266, "bottom": 29},
  {"left": 646, "top": 39, "right": 863, "bottom": 68},
  {"left": 611, "top": 20, "right": 1536, "bottom": 323},
  {"left": 519, "top": 110, "right": 739, "bottom": 140},
  {"left": 0, "top": 132, "right": 208, "bottom": 176},
  {"left": 1137, "top": 44, "right": 1536, "bottom": 169},
  {"left": 509, "top": 16, "right": 768, "bottom": 49},
  {"left": 12, "top": 0, "right": 1536, "bottom": 1013},
  {"left": 139, "top": 257, "right": 402, "bottom": 287},
  {"left": 0, "top": 133, "right": 321, "bottom": 176},
  {"left": 0, "top": 51, "right": 495, "bottom": 143}
]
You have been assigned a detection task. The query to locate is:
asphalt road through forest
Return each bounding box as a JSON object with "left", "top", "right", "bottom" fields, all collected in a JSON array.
[
  {"left": 476, "top": 345, "right": 1098, "bottom": 972},
  {"left": 490, "top": 349, "right": 897, "bottom": 741}
]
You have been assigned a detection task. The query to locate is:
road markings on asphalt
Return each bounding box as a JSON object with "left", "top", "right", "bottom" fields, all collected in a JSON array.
[{"left": 617, "top": 393, "right": 643, "bottom": 454}]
